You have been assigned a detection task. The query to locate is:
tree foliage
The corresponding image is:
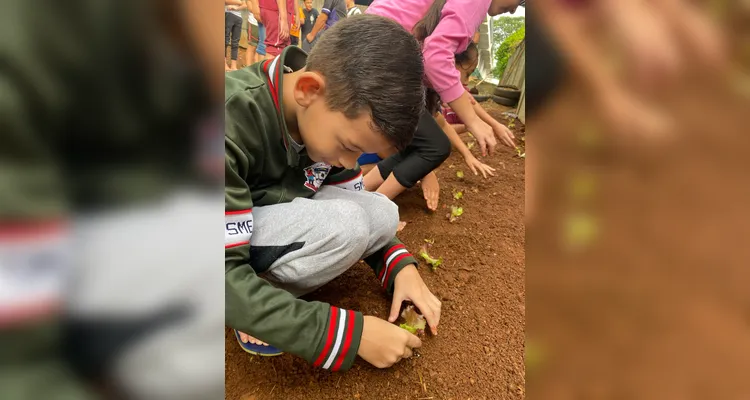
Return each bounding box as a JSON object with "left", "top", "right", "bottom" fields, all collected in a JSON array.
[
  {"left": 491, "top": 16, "right": 525, "bottom": 56},
  {"left": 493, "top": 25, "right": 525, "bottom": 79}
]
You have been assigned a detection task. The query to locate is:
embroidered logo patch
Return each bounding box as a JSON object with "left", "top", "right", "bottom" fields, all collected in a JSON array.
[{"left": 303, "top": 162, "right": 332, "bottom": 192}]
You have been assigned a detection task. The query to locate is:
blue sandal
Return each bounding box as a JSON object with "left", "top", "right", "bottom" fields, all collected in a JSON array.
[{"left": 234, "top": 329, "right": 284, "bottom": 356}]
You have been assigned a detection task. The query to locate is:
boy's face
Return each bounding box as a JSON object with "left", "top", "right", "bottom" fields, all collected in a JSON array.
[
  {"left": 304, "top": 0, "right": 313, "bottom": 10},
  {"left": 299, "top": 105, "right": 393, "bottom": 169},
  {"left": 293, "top": 74, "right": 393, "bottom": 168}
]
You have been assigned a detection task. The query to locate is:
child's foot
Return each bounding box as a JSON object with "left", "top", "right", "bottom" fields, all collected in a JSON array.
[
  {"left": 234, "top": 330, "right": 283, "bottom": 356},
  {"left": 421, "top": 172, "right": 440, "bottom": 211}
]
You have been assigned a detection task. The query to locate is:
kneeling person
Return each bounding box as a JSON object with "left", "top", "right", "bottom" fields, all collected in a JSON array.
[{"left": 225, "top": 15, "right": 442, "bottom": 371}]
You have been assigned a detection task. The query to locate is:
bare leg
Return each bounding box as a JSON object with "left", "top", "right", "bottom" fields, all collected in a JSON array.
[
  {"left": 245, "top": 45, "right": 256, "bottom": 66},
  {"left": 230, "top": 59, "right": 238, "bottom": 70}
]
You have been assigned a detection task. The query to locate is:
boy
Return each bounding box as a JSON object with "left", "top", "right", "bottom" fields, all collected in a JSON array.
[
  {"left": 346, "top": 0, "right": 362, "bottom": 17},
  {"left": 225, "top": 15, "right": 441, "bottom": 370},
  {"left": 305, "top": 0, "right": 346, "bottom": 45},
  {"left": 300, "top": 0, "right": 319, "bottom": 52}
]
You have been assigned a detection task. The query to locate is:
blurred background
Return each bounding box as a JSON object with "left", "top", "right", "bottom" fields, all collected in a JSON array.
[
  {"left": 4, "top": 0, "right": 750, "bottom": 398},
  {"left": 525, "top": 0, "right": 750, "bottom": 398},
  {"left": 0, "top": 0, "right": 225, "bottom": 399}
]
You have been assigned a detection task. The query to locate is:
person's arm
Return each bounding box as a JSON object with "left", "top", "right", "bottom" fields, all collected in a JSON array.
[
  {"left": 225, "top": 136, "right": 363, "bottom": 371},
  {"left": 473, "top": 99, "right": 515, "bottom": 147},
  {"left": 422, "top": 0, "right": 498, "bottom": 156},
  {"left": 435, "top": 112, "right": 496, "bottom": 178},
  {"left": 225, "top": 0, "right": 245, "bottom": 7},
  {"left": 248, "top": 0, "right": 261, "bottom": 22},
  {"left": 276, "top": 0, "right": 289, "bottom": 40},
  {"left": 307, "top": 1, "right": 331, "bottom": 41}
]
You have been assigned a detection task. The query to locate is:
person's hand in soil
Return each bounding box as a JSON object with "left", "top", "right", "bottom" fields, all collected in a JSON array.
[
  {"left": 390, "top": 264, "right": 442, "bottom": 335},
  {"left": 491, "top": 122, "right": 516, "bottom": 148},
  {"left": 237, "top": 331, "right": 270, "bottom": 346},
  {"left": 465, "top": 117, "right": 497, "bottom": 157},
  {"left": 464, "top": 154, "right": 496, "bottom": 178},
  {"left": 358, "top": 316, "right": 422, "bottom": 368},
  {"left": 421, "top": 171, "right": 440, "bottom": 211}
]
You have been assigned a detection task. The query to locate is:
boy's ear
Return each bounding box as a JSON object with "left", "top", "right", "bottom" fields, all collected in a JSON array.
[{"left": 294, "top": 71, "right": 326, "bottom": 107}]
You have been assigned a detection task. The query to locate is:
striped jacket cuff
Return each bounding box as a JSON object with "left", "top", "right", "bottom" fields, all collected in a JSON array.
[
  {"left": 311, "top": 307, "right": 364, "bottom": 371},
  {"left": 378, "top": 244, "right": 417, "bottom": 294}
]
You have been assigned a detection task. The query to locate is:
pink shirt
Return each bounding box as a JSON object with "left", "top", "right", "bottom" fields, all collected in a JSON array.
[{"left": 366, "top": 0, "right": 490, "bottom": 103}]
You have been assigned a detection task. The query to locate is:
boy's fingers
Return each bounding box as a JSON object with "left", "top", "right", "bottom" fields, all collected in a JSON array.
[
  {"left": 406, "top": 333, "right": 423, "bottom": 349},
  {"left": 389, "top": 296, "right": 404, "bottom": 322}
]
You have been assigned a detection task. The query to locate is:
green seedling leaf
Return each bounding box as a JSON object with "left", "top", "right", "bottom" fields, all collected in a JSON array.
[
  {"left": 453, "top": 191, "right": 463, "bottom": 200},
  {"left": 424, "top": 238, "right": 435, "bottom": 245},
  {"left": 419, "top": 246, "right": 443, "bottom": 271},
  {"left": 400, "top": 323, "right": 417, "bottom": 334},
  {"left": 449, "top": 206, "right": 464, "bottom": 222},
  {"left": 467, "top": 132, "right": 474, "bottom": 138},
  {"left": 456, "top": 170, "right": 465, "bottom": 179},
  {"left": 467, "top": 141, "right": 475, "bottom": 150},
  {"left": 399, "top": 305, "right": 426, "bottom": 336}
]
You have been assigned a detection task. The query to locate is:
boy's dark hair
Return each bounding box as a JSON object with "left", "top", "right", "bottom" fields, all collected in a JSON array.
[{"left": 306, "top": 15, "right": 424, "bottom": 151}]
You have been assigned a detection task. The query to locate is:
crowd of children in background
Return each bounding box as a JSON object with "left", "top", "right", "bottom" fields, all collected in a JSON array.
[{"left": 226, "top": 0, "right": 364, "bottom": 70}]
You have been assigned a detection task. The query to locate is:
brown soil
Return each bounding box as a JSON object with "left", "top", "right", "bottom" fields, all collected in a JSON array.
[{"left": 225, "top": 101, "right": 526, "bottom": 400}]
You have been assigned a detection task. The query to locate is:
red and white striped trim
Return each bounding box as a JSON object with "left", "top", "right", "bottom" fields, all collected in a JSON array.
[
  {"left": 0, "top": 220, "right": 69, "bottom": 327},
  {"left": 379, "top": 244, "right": 411, "bottom": 289},
  {"left": 312, "top": 307, "right": 356, "bottom": 371}
]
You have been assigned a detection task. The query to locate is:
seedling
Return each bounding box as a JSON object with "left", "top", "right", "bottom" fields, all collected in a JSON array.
[
  {"left": 508, "top": 120, "right": 516, "bottom": 129},
  {"left": 515, "top": 146, "right": 525, "bottom": 158},
  {"left": 424, "top": 238, "right": 435, "bottom": 245},
  {"left": 448, "top": 206, "right": 464, "bottom": 222},
  {"left": 453, "top": 190, "right": 463, "bottom": 200},
  {"left": 456, "top": 170, "right": 465, "bottom": 179},
  {"left": 467, "top": 141, "right": 475, "bottom": 150},
  {"left": 419, "top": 246, "right": 443, "bottom": 271},
  {"left": 399, "top": 304, "right": 426, "bottom": 336}
]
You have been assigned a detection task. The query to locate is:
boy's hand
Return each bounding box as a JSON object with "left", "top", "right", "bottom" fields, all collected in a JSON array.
[
  {"left": 358, "top": 316, "right": 422, "bottom": 368},
  {"left": 389, "top": 265, "right": 441, "bottom": 335},
  {"left": 492, "top": 122, "right": 516, "bottom": 148}
]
